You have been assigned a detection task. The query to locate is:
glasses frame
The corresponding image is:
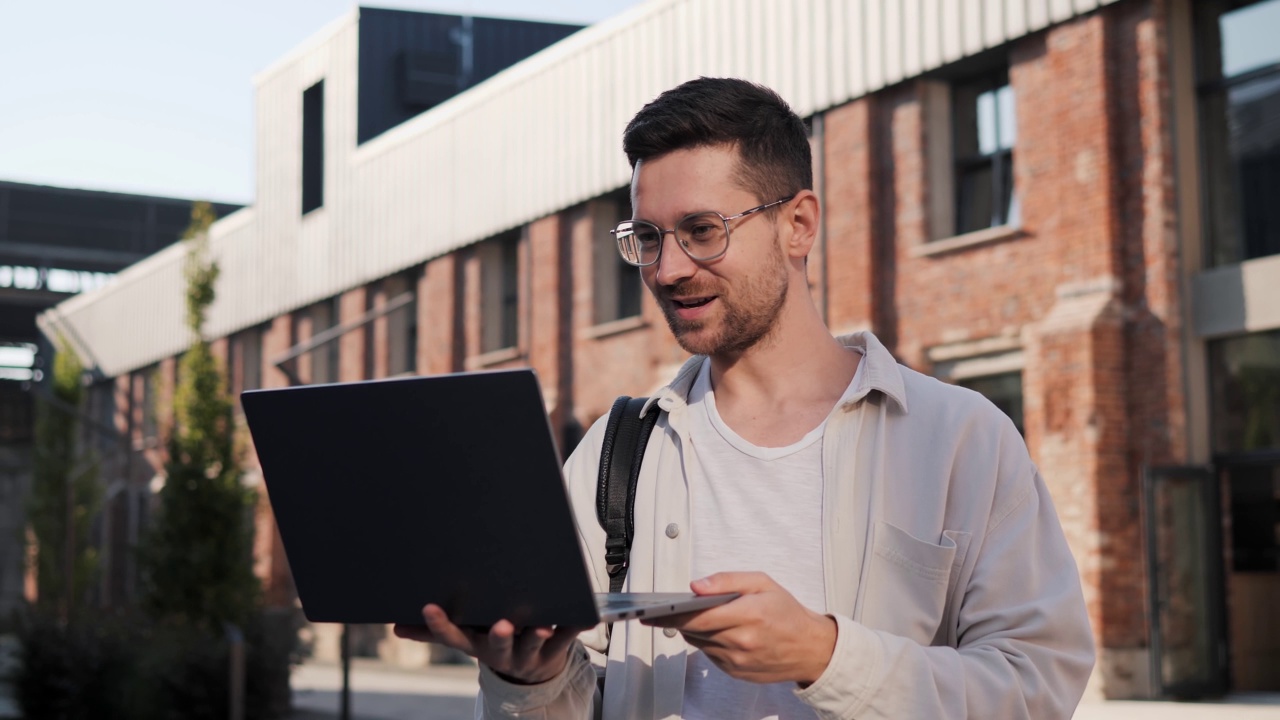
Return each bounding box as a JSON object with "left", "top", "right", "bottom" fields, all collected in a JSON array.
[{"left": 611, "top": 195, "right": 795, "bottom": 267}]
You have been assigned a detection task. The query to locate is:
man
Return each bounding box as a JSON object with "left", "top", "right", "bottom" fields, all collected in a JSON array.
[{"left": 396, "top": 77, "right": 1095, "bottom": 719}]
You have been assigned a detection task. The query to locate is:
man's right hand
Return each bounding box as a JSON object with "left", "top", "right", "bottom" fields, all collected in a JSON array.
[{"left": 393, "top": 604, "right": 584, "bottom": 685}]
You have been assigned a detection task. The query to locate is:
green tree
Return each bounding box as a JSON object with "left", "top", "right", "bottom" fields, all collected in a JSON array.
[
  {"left": 139, "top": 201, "right": 260, "bottom": 630},
  {"left": 27, "top": 339, "right": 101, "bottom": 618}
]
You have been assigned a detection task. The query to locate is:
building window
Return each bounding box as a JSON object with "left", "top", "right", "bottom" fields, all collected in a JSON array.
[
  {"left": 242, "top": 326, "right": 262, "bottom": 392},
  {"left": 952, "top": 70, "right": 1017, "bottom": 236},
  {"left": 1225, "top": 462, "right": 1280, "bottom": 572},
  {"left": 1197, "top": 0, "right": 1280, "bottom": 267},
  {"left": 957, "top": 371, "right": 1025, "bottom": 436},
  {"left": 1211, "top": 329, "right": 1280, "bottom": 454},
  {"left": 930, "top": 341, "right": 1025, "bottom": 436},
  {"left": 385, "top": 271, "right": 418, "bottom": 377},
  {"left": 139, "top": 366, "right": 158, "bottom": 442},
  {"left": 302, "top": 80, "right": 325, "bottom": 215},
  {"left": 229, "top": 326, "right": 263, "bottom": 395},
  {"left": 310, "top": 298, "right": 340, "bottom": 384},
  {"left": 593, "top": 192, "right": 644, "bottom": 326},
  {"left": 480, "top": 230, "right": 521, "bottom": 354}
]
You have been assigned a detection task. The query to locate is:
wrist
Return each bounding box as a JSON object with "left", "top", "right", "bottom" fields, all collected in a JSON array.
[
  {"left": 490, "top": 647, "right": 572, "bottom": 686},
  {"left": 798, "top": 611, "right": 838, "bottom": 687}
]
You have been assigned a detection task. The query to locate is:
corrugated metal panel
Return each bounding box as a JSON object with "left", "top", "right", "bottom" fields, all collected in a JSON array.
[{"left": 44, "top": 0, "right": 1125, "bottom": 378}]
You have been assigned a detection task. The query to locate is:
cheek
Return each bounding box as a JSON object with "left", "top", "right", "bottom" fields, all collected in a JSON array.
[{"left": 640, "top": 267, "right": 660, "bottom": 292}]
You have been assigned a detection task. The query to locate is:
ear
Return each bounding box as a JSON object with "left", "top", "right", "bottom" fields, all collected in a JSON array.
[{"left": 782, "top": 190, "right": 821, "bottom": 260}]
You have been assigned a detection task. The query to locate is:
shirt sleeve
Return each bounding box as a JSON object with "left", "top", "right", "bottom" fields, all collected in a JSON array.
[{"left": 794, "top": 466, "right": 1096, "bottom": 719}]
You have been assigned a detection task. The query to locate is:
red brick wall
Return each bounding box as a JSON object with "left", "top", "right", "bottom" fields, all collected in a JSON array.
[
  {"left": 823, "top": 97, "right": 878, "bottom": 336},
  {"left": 338, "top": 287, "right": 369, "bottom": 382},
  {"left": 422, "top": 254, "right": 463, "bottom": 376}
]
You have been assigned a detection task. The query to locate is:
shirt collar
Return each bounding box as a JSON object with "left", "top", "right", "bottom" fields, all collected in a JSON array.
[{"left": 644, "top": 330, "right": 909, "bottom": 416}]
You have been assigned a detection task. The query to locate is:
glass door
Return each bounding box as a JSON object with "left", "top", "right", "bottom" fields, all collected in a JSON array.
[{"left": 1144, "top": 466, "right": 1228, "bottom": 698}]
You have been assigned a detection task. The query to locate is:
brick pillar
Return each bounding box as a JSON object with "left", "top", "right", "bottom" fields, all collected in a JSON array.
[
  {"left": 422, "top": 253, "right": 464, "bottom": 376},
  {"left": 338, "top": 287, "right": 369, "bottom": 383},
  {"left": 823, "top": 97, "right": 878, "bottom": 337},
  {"left": 527, "top": 214, "right": 570, "bottom": 434},
  {"left": 1015, "top": 8, "right": 1164, "bottom": 699}
]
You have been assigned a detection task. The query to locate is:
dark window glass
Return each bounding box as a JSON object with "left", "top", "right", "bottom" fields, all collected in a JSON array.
[
  {"left": 1225, "top": 462, "right": 1280, "bottom": 572},
  {"left": 310, "top": 298, "right": 339, "bottom": 384},
  {"left": 953, "top": 72, "right": 1016, "bottom": 235},
  {"left": 140, "top": 367, "right": 157, "bottom": 441},
  {"left": 481, "top": 231, "right": 521, "bottom": 354},
  {"left": 595, "top": 192, "right": 644, "bottom": 325},
  {"left": 617, "top": 259, "right": 643, "bottom": 320},
  {"left": 364, "top": 285, "right": 379, "bottom": 380},
  {"left": 387, "top": 272, "right": 418, "bottom": 377},
  {"left": 1211, "top": 329, "right": 1280, "bottom": 453},
  {"left": 241, "top": 327, "right": 262, "bottom": 392},
  {"left": 958, "top": 371, "right": 1024, "bottom": 436},
  {"left": 302, "top": 81, "right": 325, "bottom": 215},
  {"left": 500, "top": 237, "right": 520, "bottom": 350},
  {"left": 1197, "top": 0, "right": 1280, "bottom": 266}
]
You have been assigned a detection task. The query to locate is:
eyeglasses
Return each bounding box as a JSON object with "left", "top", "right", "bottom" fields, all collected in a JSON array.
[{"left": 610, "top": 196, "right": 795, "bottom": 267}]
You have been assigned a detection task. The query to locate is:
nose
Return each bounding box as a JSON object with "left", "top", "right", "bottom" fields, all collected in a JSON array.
[{"left": 652, "top": 231, "right": 697, "bottom": 287}]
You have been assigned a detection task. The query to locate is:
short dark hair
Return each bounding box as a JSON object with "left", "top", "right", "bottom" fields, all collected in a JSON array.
[{"left": 622, "top": 77, "right": 812, "bottom": 203}]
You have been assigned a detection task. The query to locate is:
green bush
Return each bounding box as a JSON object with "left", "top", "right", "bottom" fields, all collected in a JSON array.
[{"left": 10, "top": 608, "right": 301, "bottom": 720}]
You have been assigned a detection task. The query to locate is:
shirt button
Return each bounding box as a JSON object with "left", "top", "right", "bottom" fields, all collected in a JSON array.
[
  {"left": 663, "top": 627, "right": 679, "bottom": 638},
  {"left": 665, "top": 523, "right": 680, "bottom": 539}
]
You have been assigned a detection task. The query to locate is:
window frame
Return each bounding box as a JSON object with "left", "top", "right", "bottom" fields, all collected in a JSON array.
[
  {"left": 479, "top": 229, "right": 523, "bottom": 355},
  {"left": 1194, "top": 0, "right": 1280, "bottom": 267},
  {"left": 592, "top": 191, "right": 645, "bottom": 328}
]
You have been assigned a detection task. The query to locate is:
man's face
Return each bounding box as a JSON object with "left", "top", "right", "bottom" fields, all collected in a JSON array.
[{"left": 631, "top": 145, "right": 790, "bottom": 357}]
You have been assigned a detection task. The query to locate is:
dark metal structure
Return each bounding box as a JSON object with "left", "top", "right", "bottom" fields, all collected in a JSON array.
[
  {"left": 356, "top": 8, "right": 583, "bottom": 144},
  {"left": 0, "top": 181, "right": 240, "bottom": 617}
]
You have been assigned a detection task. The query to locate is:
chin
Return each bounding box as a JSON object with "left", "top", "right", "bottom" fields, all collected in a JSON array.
[{"left": 669, "top": 326, "right": 719, "bottom": 357}]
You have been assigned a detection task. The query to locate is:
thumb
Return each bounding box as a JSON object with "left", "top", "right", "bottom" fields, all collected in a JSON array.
[{"left": 691, "top": 571, "right": 774, "bottom": 595}]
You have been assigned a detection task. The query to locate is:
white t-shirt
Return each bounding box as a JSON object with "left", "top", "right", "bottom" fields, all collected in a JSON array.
[{"left": 681, "top": 352, "right": 864, "bottom": 719}]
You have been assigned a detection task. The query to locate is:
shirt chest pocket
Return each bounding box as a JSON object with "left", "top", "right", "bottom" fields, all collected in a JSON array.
[{"left": 857, "top": 521, "right": 972, "bottom": 645}]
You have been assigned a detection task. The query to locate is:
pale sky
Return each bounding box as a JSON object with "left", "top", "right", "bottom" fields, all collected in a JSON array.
[{"left": 0, "top": 0, "right": 648, "bottom": 205}]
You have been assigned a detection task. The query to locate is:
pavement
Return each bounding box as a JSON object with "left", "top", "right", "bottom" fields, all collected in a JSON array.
[
  {"left": 287, "top": 657, "right": 1280, "bottom": 720},
  {"left": 288, "top": 658, "right": 480, "bottom": 720}
]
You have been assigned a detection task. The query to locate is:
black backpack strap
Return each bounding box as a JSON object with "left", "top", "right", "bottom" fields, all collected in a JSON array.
[{"left": 596, "top": 396, "right": 661, "bottom": 593}]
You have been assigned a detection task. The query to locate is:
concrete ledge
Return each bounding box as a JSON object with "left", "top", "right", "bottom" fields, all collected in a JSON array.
[{"left": 1193, "top": 254, "right": 1280, "bottom": 338}]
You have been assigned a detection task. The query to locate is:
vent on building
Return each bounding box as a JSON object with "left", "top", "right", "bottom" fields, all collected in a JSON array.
[{"left": 399, "top": 50, "right": 461, "bottom": 109}]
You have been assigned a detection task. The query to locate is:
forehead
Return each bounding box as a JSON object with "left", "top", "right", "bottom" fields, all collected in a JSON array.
[{"left": 630, "top": 145, "right": 754, "bottom": 220}]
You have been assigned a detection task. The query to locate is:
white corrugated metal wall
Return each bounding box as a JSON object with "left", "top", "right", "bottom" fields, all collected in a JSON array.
[{"left": 41, "top": 0, "right": 1116, "bottom": 378}]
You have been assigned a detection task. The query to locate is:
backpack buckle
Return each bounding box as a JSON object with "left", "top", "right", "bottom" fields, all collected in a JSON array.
[{"left": 605, "top": 536, "right": 628, "bottom": 577}]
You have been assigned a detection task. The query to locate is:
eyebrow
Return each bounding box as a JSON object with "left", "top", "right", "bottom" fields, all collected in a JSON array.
[{"left": 631, "top": 209, "right": 710, "bottom": 225}]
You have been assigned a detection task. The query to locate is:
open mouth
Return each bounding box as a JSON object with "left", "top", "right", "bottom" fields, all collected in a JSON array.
[{"left": 671, "top": 296, "right": 714, "bottom": 309}]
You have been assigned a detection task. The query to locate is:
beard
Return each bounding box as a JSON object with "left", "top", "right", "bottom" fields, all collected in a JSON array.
[{"left": 656, "top": 240, "right": 790, "bottom": 357}]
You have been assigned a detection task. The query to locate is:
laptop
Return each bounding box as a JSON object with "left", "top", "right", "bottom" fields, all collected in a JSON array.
[{"left": 240, "top": 368, "right": 736, "bottom": 629}]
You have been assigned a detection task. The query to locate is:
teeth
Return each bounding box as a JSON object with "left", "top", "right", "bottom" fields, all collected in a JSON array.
[{"left": 677, "top": 297, "right": 712, "bottom": 308}]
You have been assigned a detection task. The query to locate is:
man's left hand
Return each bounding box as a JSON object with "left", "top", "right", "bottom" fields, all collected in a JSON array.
[{"left": 641, "top": 571, "right": 836, "bottom": 686}]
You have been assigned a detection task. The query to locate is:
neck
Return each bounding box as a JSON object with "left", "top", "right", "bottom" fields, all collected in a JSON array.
[{"left": 707, "top": 286, "right": 857, "bottom": 410}]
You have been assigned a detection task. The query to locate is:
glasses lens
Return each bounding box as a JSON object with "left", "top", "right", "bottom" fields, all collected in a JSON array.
[
  {"left": 615, "top": 221, "right": 662, "bottom": 265},
  {"left": 676, "top": 213, "right": 728, "bottom": 260}
]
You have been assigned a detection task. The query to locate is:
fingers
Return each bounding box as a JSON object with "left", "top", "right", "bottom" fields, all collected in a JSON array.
[
  {"left": 422, "top": 604, "right": 476, "bottom": 655},
  {"left": 692, "top": 571, "right": 775, "bottom": 595},
  {"left": 640, "top": 609, "right": 703, "bottom": 628},
  {"left": 541, "top": 624, "right": 588, "bottom": 661},
  {"left": 392, "top": 623, "right": 437, "bottom": 643}
]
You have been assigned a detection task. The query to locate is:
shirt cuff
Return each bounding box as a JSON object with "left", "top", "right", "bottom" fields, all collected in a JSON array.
[
  {"left": 477, "top": 640, "right": 586, "bottom": 714},
  {"left": 794, "top": 614, "right": 884, "bottom": 717}
]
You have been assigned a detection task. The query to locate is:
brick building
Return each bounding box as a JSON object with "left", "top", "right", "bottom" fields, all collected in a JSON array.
[{"left": 41, "top": 0, "right": 1280, "bottom": 700}]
